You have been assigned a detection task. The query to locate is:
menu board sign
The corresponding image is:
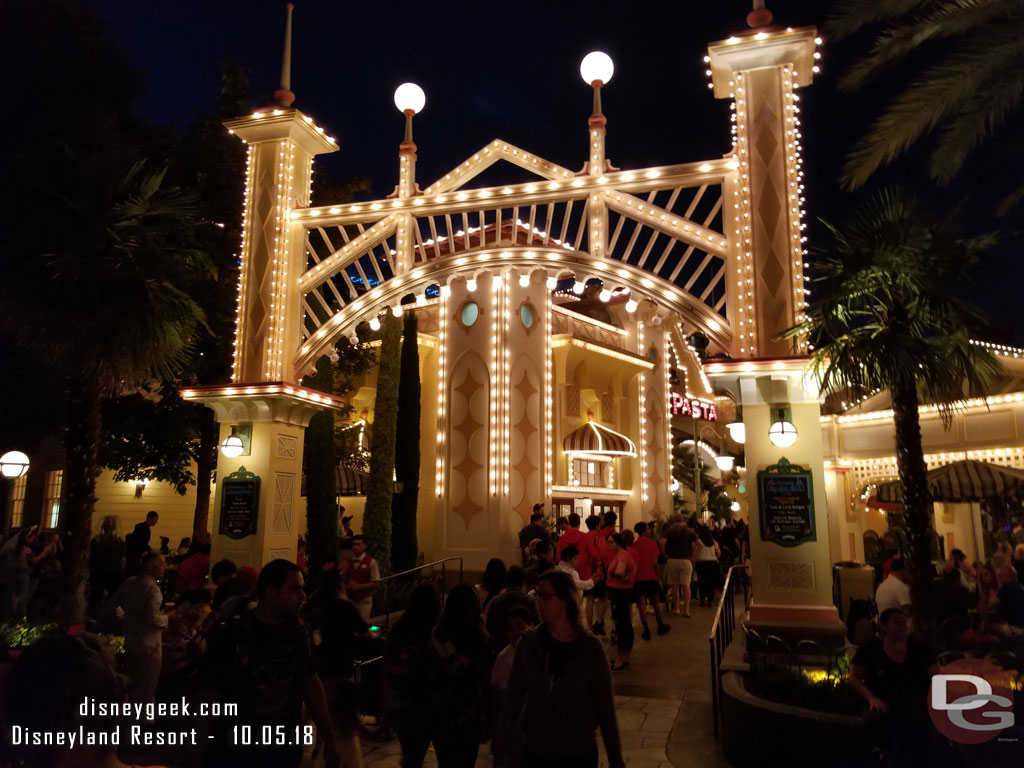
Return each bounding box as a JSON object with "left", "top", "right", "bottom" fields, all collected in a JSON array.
[
  {"left": 758, "top": 458, "right": 815, "bottom": 546},
  {"left": 219, "top": 466, "right": 260, "bottom": 540}
]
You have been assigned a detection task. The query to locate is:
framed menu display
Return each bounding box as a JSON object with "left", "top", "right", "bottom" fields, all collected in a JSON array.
[
  {"left": 758, "top": 458, "right": 815, "bottom": 546},
  {"left": 219, "top": 466, "right": 260, "bottom": 540}
]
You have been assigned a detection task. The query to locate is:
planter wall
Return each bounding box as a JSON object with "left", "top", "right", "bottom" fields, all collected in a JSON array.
[{"left": 721, "top": 671, "right": 868, "bottom": 768}]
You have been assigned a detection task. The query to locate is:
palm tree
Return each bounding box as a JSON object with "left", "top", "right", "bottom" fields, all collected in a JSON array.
[
  {"left": 0, "top": 158, "right": 209, "bottom": 625},
  {"left": 829, "top": 0, "right": 1024, "bottom": 210},
  {"left": 787, "top": 188, "right": 1000, "bottom": 637}
]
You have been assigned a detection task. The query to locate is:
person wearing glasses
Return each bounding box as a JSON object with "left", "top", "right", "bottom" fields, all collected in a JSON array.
[{"left": 492, "top": 569, "right": 624, "bottom": 768}]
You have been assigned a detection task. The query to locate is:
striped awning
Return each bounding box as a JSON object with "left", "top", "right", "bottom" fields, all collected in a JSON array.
[
  {"left": 338, "top": 467, "right": 369, "bottom": 496},
  {"left": 874, "top": 460, "right": 1024, "bottom": 504},
  {"left": 562, "top": 422, "right": 636, "bottom": 457}
]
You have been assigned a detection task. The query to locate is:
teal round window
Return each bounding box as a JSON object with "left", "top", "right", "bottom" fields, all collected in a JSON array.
[
  {"left": 520, "top": 303, "right": 535, "bottom": 329},
  {"left": 460, "top": 301, "right": 479, "bottom": 327}
]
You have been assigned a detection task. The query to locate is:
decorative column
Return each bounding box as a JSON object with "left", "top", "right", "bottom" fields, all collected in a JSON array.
[
  {"left": 707, "top": 19, "right": 820, "bottom": 358},
  {"left": 182, "top": 5, "right": 343, "bottom": 566},
  {"left": 706, "top": 11, "right": 840, "bottom": 638}
]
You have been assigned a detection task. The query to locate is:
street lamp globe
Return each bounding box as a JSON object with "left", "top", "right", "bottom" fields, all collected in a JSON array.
[
  {"left": 393, "top": 82, "right": 426, "bottom": 114},
  {"left": 726, "top": 420, "right": 746, "bottom": 444},
  {"left": 768, "top": 419, "right": 798, "bottom": 447},
  {"left": 0, "top": 450, "right": 30, "bottom": 479},
  {"left": 580, "top": 51, "right": 614, "bottom": 86},
  {"left": 220, "top": 432, "right": 245, "bottom": 459},
  {"left": 715, "top": 455, "right": 735, "bottom": 472}
]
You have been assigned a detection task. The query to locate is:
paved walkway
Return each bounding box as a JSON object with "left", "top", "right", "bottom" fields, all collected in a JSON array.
[{"left": 351, "top": 598, "right": 734, "bottom": 768}]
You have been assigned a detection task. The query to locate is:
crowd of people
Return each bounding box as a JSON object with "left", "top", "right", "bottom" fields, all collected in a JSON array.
[
  {"left": 840, "top": 540, "right": 1024, "bottom": 760},
  {"left": 0, "top": 503, "right": 750, "bottom": 768}
]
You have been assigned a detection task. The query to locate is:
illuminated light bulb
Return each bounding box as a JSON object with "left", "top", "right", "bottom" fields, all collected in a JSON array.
[
  {"left": 599, "top": 289, "right": 611, "bottom": 302},
  {"left": 580, "top": 51, "right": 614, "bottom": 85},
  {"left": 392, "top": 305, "right": 403, "bottom": 317},
  {"left": 393, "top": 82, "right": 426, "bottom": 114},
  {"left": 519, "top": 274, "right": 531, "bottom": 288},
  {"left": 625, "top": 300, "right": 638, "bottom": 313},
  {"left": 466, "top": 278, "right": 477, "bottom": 292},
  {"left": 572, "top": 281, "right": 585, "bottom": 295},
  {"left": 369, "top": 317, "right": 381, "bottom": 331},
  {"left": 348, "top": 334, "right": 360, "bottom": 346},
  {"left": 546, "top": 276, "right": 558, "bottom": 290},
  {"left": 220, "top": 431, "right": 245, "bottom": 459},
  {"left": 715, "top": 455, "right": 735, "bottom": 472},
  {"left": 768, "top": 420, "right": 798, "bottom": 448},
  {"left": 440, "top": 285, "right": 452, "bottom": 298},
  {"left": 0, "top": 450, "right": 29, "bottom": 478}
]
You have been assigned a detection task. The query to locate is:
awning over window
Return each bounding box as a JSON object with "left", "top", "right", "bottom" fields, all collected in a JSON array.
[
  {"left": 337, "top": 467, "right": 369, "bottom": 496},
  {"left": 562, "top": 422, "right": 636, "bottom": 457},
  {"left": 874, "top": 460, "right": 1024, "bottom": 504}
]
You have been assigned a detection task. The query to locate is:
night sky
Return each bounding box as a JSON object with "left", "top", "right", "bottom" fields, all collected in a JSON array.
[{"left": 91, "top": 0, "right": 1022, "bottom": 342}]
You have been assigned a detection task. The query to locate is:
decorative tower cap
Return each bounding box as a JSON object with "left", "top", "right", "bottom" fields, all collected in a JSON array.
[
  {"left": 746, "top": 0, "right": 773, "bottom": 29},
  {"left": 273, "top": 3, "right": 296, "bottom": 107}
]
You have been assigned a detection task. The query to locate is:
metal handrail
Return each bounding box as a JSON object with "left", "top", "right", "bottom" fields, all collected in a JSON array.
[
  {"left": 375, "top": 556, "right": 464, "bottom": 628},
  {"left": 708, "top": 562, "right": 751, "bottom": 740}
]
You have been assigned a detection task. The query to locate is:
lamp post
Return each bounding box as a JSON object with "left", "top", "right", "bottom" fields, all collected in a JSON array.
[
  {"left": 690, "top": 423, "right": 723, "bottom": 517},
  {"left": 1, "top": 450, "right": 30, "bottom": 538}
]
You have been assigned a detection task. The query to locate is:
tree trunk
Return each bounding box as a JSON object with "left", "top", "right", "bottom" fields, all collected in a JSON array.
[
  {"left": 191, "top": 408, "right": 217, "bottom": 546},
  {"left": 890, "top": 376, "right": 934, "bottom": 642},
  {"left": 363, "top": 313, "right": 402, "bottom": 575},
  {"left": 59, "top": 376, "right": 102, "bottom": 628},
  {"left": 303, "top": 355, "right": 340, "bottom": 586}
]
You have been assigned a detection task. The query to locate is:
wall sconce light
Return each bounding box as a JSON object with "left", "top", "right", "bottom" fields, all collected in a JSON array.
[
  {"left": 221, "top": 425, "right": 252, "bottom": 458},
  {"left": 768, "top": 406, "right": 798, "bottom": 448},
  {"left": 0, "top": 450, "right": 30, "bottom": 479},
  {"left": 726, "top": 405, "right": 746, "bottom": 444},
  {"left": 134, "top": 478, "right": 149, "bottom": 497}
]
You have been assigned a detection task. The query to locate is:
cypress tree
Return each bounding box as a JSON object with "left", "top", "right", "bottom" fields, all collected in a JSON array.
[
  {"left": 392, "top": 309, "right": 421, "bottom": 572},
  {"left": 302, "top": 354, "right": 339, "bottom": 583},
  {"left": 363, "top": 312, "right": 402, "bottom": 574}
]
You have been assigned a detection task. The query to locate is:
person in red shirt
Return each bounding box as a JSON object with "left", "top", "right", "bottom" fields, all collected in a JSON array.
[
  {"left": 606, "top": 532, "right": 637, "bottom": 670},
  {"left": 555, "top": 512, "right": 585, "bottom": 563},
  {"left": 176, "top": 542, "right": 211, "bottom": 593},
  {"left": 630, "top": 522, "right": 670, "bottom": 640}
]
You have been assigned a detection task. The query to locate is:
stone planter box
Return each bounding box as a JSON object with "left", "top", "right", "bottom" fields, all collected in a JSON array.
[{"left": 720, "top": 671, "right": 867, "bottom": 768}]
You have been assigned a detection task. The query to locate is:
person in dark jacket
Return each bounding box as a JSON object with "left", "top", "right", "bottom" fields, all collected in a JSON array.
[
  {"left": 430, "top": 583, "right": 491, "bottom": 768},
  {"left": 492, "top": 569, "right": 623, "bottom": 768},
  {"left": 384, "top": 583, "right": 442, "bottom": 768}
]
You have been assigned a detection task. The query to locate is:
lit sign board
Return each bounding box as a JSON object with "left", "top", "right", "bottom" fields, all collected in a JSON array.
[{"left": 670, "top": 393, "right": 718, "bottom": 421}]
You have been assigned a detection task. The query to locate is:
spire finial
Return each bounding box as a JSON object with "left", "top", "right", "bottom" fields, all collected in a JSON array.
[
  {"left": 274, "top": 3, "right": 296, "bottom": 107},
  {"left": 746, "top": 0, "right": 773, "bottom": 28}
]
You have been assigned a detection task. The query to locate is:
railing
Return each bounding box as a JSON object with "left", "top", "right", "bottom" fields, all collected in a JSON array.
[
  {"left": 709, "top": 563, "right": 750, "bottom": 739},
  {"left": 373, "top": 556, "right": 464, "bottom": 629}
]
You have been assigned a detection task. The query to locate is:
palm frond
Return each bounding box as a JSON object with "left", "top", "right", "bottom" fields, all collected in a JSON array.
[
  {"left": 839, "top": 0, "right": 1022, "bottom": 90},
  {"left": 930, "top": 66, "right": 1024, "bottom": 181},
  {"left": 826, "top": 0, "right": 937, "bottom": 40},
  {"left": 842, "top": 34, "right": 1023, "bottom": 188}
]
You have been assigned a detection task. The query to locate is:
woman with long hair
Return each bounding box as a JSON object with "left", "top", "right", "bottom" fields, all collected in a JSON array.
[
  {"left": 492, "top": 569, "right": 623, "bottom": 768},
  {"left": 605, "top": 533, "right": 637, "bottom": 671},
  {"left": 431, "top": 583, "right": 491, "bottom": 768},
  {"left": 475, "top": 557, "right": 507, "bottom": 617},
  {"left": 384, "top": 582, "right": 442, "bottom": 768},
  {"left": 694, "top": 526, "right": 721, "bottom": 607}
]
